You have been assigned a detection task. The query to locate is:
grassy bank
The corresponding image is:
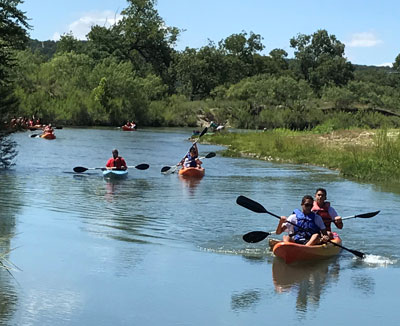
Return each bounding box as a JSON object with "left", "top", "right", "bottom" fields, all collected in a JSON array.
[{"left": 203, "top": 129, "right": 400, "bottom": 182}]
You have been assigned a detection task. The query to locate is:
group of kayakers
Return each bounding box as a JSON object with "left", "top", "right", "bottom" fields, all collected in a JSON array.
[{"left": 276, "top": 188, "right": 342, "bottom": 246}]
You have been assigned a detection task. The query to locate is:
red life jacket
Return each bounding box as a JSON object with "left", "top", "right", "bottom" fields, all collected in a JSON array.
[{"left": 312, "top": 201, "right": 332, "bottom": 231}]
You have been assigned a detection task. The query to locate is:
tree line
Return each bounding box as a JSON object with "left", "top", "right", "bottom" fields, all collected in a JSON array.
[{"left": 2, "top": 0, "right": 400, "bottom": 166}]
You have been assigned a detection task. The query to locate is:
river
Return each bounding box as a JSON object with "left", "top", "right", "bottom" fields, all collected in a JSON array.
[{"left": 0, "top": 127, "right": 399, "bottom": 325}]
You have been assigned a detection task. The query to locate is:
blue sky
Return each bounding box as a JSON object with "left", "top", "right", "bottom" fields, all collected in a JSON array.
[{"left": 20, "top": 0, "right": 400, "bottom": 66}]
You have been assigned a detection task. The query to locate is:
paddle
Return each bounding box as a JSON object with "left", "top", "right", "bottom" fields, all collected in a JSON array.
[
  {"left": 160, "top": 127, "right": 208, "bottom": 174},
  {"left": 236, "top": 195, "right": 366, "bottom": 258},
  {"left": 342, "top": 211, "right": 380, "bottom": 220},
  {"left": 243, "top": 230, "right": 276, "bottom": 243},
  {"left": 161, "top": 152, "right": 216, "bottom": 174},
  {"left": 30, "top": 133, "right": 41, "bottom": 138},
  {"left": 73, "top": 163, "right": 149, "bottom": 173}
]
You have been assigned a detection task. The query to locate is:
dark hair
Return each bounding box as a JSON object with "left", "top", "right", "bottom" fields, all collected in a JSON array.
[
  {"left": 315, "top": 188, "right": 327, "bottom": 196},
  {"left": 301, "top": 195, "right": 314, "bottom": 205}
]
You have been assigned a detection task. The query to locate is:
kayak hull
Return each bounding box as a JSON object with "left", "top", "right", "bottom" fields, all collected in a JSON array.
[
  {"left": 40, "top": 133, "right": 56, "bottom": 139},
  {"left": 270, "top": 233, "right": 342, "bottom": 264},
  {"left": 122, "top": 125, "right": 136, "bottom": 131},
  {"left": 103, "top": 170, "right": 128, "bottom": 179},
  {"left": 178, "top": 167, "right": 205, "bottom": 178}
]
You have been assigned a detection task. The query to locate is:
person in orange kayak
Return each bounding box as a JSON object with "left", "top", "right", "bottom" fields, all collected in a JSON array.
[
  {"left": 275, "top": 195, "right": 329, "bottom": 246},
  {"left": 43, "top": 123, "right": 54, "bottom": 134},
  {"left": 180, "top": 143, "right": 202, "bottom": 168},
  {"left": 312, "top": 188, "right": 343, "bottom": 238},
  {"left": 106, "top": 149, "right": 127, "bottom": 170}
]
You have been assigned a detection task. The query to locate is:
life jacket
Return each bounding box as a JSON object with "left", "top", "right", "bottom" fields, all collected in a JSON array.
[
  {"left": 291, "top": 209, "right": 321, "bottom": 243},
  {"left": 111, "top": 157, "right": 125, "bottom": 169},
  {"left": 312, "top": 201, "right": 332, "bottom": 231},
  {"left": 184, "top": 153, "right": 197, "bottom": 167}
]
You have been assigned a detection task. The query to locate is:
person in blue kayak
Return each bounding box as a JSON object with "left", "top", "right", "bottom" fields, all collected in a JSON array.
[
  {"left": 180, "top": 143, "right": 202, "bottom": 168},
  {"left": 275, "top": 195, "right": 329, "bottom": 246},
  {"left": 106, "top": 149, "right": 127, "bottom": 170}
]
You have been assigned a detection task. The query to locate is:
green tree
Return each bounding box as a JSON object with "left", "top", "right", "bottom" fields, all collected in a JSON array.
[
  {"left": 290, "top": 29, "right": 354, "bottom": 92},
  {"left": 0, "top": 0, "right": 30, "bottom": 168}
]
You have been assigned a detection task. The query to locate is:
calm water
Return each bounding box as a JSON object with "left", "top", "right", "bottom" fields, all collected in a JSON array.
[{"left": 0, "top": 127, "right": 399, "bottom": 325}]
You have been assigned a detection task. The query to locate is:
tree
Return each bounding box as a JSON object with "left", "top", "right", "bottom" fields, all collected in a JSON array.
[
  {"left": 290, "top": 29, "right": 354, "bottom": 92},
  {"left": 0, "top": 0, "right": 30, "bottom": 168},
  {"left": 113, "top": 0, "right": 180, "bottom": 85}
]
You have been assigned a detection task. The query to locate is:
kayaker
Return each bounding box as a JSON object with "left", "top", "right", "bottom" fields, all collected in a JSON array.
[
  {"left": 275, "top": 195, "right": 330, "bottom": 246},
  {"left": 43, "top": 124, "right": 54, "bottom": 134},
  {"left": 106, "top": 149, "right": 127, "bottom": 170},
  {"left": 312, "top": 188, "right": 343, "bottom": 238},
  {"left": 180, "top": 143, "right": 202, "bottom": 168}
]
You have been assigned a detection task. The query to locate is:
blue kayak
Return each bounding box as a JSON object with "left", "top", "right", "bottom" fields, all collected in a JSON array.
[{"left": 102, "top": 169, "right": 128, "bottom": 179}]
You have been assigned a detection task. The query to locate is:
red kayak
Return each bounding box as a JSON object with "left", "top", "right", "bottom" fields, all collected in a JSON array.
[
  {"left": 178, "top": 167, "right": 205, "bottom": 178},
  {"left": 122, "top": 125, "right": 136, "bottom": 131},
  {"left": 269, "top": 233, "right": 342, "bottom": 264}
]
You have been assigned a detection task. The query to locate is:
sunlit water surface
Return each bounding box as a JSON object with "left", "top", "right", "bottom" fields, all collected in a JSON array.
[{"left": 0, "top": 127, "right": 399, "bottom": 325}]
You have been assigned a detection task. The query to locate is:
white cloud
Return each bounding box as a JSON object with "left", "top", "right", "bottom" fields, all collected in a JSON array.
[
  {"left": 346, "top": 32, "right": 383, "bottom": 48},
  {"left": 53, "top": 10, "right": 122, "bottom": 41}
]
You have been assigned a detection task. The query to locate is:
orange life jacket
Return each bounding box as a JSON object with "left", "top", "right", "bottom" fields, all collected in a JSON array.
[{"left": 312, "top": 201, "right": 332, "bottom": 231}]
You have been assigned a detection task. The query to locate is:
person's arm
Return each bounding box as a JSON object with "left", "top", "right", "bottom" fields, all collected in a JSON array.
[
  {"left": 105, "top": 158, "right": 113, "bottom": 169},
  {"left": 329, "top": 207, "right": 343, "bottom": 229},
  {"left": 276, "top": 216, "right": 287, "bottom": 235},
  {"left": 121, "top": 158, "right": 127, "bottom": 170}
]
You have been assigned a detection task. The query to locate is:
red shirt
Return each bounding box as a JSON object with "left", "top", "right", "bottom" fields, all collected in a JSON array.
[{"left": 106, "top": 157, "right": 127, "bottom": 169}]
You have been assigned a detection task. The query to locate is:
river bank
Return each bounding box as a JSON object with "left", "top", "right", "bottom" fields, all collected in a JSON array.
[{"left": 203, "top": 128, "right": 400, "bottom": 183}]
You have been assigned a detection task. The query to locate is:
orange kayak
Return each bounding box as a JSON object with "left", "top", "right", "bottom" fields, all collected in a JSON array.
[
  {"left": 122, "top": 125, "right": 136, "bottom": 131},
  {"left": 269, "top": 233, "right": 342, "bottom": 264},
  {"left": 178, "top": 167, "right": 205, "bottom": 178},
  {"left": 40, "top": 133, "right": 56, "bottom": 139}
]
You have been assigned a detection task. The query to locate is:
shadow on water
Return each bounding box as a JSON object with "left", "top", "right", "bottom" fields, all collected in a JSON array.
[{"left": 0, "top": 172, "right": 21, "bottom": 323}]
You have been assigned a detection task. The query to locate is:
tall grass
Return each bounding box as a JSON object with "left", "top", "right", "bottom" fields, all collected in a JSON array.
[{"left": 204, "top": 129, "right": 400, "bottom": 183}]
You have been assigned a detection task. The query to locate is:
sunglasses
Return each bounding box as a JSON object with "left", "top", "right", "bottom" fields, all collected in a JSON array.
[{"left": 303, "top": 203, "right": 313, "bottom": 207}]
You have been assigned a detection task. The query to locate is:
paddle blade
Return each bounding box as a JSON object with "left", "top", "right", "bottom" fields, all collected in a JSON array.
[
  {"left": 236, "top": 196, "right": 268, "bottom": 214},
  {"left": 205, "top": 152, "right": 216, "bottom": 159},
  {"left": 355, "top": 210, "right": 380, "bottom": 219},
  {"left": 73, "top": 166, "right": 88, "bottom": 173},
  {"left": 161, "top": 166, "right": 171, "bottom": 173},
  {"left": 243, "top": 231, "right": 270, "bottom": 243},
  {"left": 135, "top": 163, "right": 149, "bottom": 170},
  {"left": 30, "top": 134, "right": 40, "bottom": 138}
]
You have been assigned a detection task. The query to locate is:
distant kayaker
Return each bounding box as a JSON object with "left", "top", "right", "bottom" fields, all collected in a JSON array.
[
  {"left": 275, "top": 195, "right": 329, "bottom": 246},
  {"left": 106, "top": 149, "right": 127, "bottom": 170},
  {"left": 180, "top": 143, "right": 202, "bottom": 168},
  {"left": 43, "top": 124, "right": 54, "bottom": 134},
  {"left": 312, "top": 188, "right": 343, "bottom": 238}
]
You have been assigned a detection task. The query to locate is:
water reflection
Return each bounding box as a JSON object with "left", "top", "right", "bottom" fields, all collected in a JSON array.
[
  {"left": 272, "top": 257, "right": 340, "bottom": 313},
  {"left": 231, "top": 289, "right": 262, "bottom": 311},
  {"left": 178, "top": 175, "right": 202, "bottom": 196},
  {"left": 0, "top": 173, "right": 22, "bottom": 323}
]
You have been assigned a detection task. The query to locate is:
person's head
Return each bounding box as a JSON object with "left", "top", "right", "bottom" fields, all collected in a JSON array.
[
  {"left": 301, "top": 195, "right": 314, "bottom": 213},
  {"left": 112, "top": 149, "right": 119, "bottom": 158},
  {"left": 315, "top": 188, "right": 327, "bottom": 205}
]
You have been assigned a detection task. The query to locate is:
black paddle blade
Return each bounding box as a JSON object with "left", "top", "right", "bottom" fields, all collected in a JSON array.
[
  {"left": 135, "top": 163, "right": 149, "bottom": 170},
  {"left": 356, "top": 210, "right": 380, "bottom": 219},
  {"left": 161, "top": 166, "right": 171, "bottom": 173},
  {"left": 205, "top": 152, "right": 216, "bottom": 159},
  {"left": 30, "top": 134, "right": 40, "bottom": 138},
  {"left": 73, "top": 166, "right": 88, "bottom": 173},
  {"left": 243, "top": 231, "right": 270, "bottom": 243},
  {"left": 236, "top": 196, "right": 268, "bottom": 214}
]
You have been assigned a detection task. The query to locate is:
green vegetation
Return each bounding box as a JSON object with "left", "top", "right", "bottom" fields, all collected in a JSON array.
[
  {"left": 203, "top": 129, "right": 400, "bottom": 183},
  {"left": 0, "top": 0, "right": 397, "bottom": 129}
]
